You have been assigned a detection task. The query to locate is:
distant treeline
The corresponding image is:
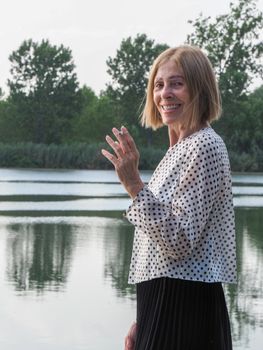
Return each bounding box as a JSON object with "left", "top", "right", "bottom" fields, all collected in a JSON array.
[{"left": 0, "top": 0, "right": 262, "bottom": 171}]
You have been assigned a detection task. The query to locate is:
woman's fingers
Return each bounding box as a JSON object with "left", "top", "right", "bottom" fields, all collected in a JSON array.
[
  {"left": 102, "top": 126, "right": 139, "bottom": 168},
  {"left": 108, "top": 126, "right": 138, "bottom": 156},
  {"left": 102, "top": 128, "right": 143, "bottom": 198},
  {"left": 101, "top": 148, "right": 118, "bottom": 166},
  {"left": 121, "top": 126, "right": 139, "bottom": 154},
  {"left": 112, "top": 127, "right": 131, "bottom": 154},
  {"left": 105, "top": 135, "right": 123, "bottom": 158}
]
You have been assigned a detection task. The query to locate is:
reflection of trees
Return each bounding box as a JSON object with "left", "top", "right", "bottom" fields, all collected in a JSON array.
[
  {"left": 103, "top": 219, "right": 136, "bottom": 299},
  {"left": 6, "top": 222, "right": 75, "bottom": 293},
  {"left": 224, "top": 207, "right": 263, "bottom": 345}
]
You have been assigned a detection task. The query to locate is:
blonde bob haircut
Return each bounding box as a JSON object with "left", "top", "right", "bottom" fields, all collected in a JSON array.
[{"left": 141, "top": 45, "right": 221, "bottom": 130}]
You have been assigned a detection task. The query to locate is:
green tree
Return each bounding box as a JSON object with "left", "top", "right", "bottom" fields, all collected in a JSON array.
[
  {"left": 228, "top": 85, "right": 263, "bottom": 171},
  {"left": 187, "top": 0, "right": 262, "bottom": 101},
  {"left": 105, "top": 33, "right": 168, "bottom": 146},
  {"left": 8, "top": 39, "right": 83, "bottom": 144},
  {"left": 0, "top": 99, "right": 15, "bottom": 142},
  {"left": 187, "top": 0, "right": 263, "bottom": 146},
  {"left": 0, "top": 88, "right": 23, "bottom": 142},
  {"left": 72, "top": 86, "right": 117, "bottom": 143},
  {"left": 0, "top": 87, "right": 4, "bottom": 100}
]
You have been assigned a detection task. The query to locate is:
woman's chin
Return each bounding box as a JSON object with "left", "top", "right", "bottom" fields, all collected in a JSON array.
[{"left": 162, "top": 118, "right": 178, "bottom": 126}]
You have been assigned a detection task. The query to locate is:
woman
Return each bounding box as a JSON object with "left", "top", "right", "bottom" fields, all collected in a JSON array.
[{"left": 101, "top": 45, "right": 237, "bottom": 350}]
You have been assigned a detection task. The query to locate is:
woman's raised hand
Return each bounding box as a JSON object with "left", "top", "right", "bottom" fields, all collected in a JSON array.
[{"left": 101, "top": 126, "right": 144, "bottom": 199}]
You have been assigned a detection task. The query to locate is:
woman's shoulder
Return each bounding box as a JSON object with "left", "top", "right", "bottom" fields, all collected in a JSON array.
[
  {"left": 187, "top": 126, "right": 227, "bottom": 155},
  {"left": 179, "top": 127, "right": 231, "bottom": 172}
]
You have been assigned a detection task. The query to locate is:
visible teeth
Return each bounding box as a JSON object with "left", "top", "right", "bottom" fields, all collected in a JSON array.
[{"left": 162, "top": 104, "right": 180, "bottom": 110}]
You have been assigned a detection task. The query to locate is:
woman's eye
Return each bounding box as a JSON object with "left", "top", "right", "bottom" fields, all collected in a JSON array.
[
  {"left": 154, "top": 83, "right": 163, "bottom": 89},
  {"left": 171, "top": 81, "right": 182, "bottom": 87}
]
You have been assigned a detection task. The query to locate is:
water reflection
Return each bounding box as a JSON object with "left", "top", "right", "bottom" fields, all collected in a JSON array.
[
  {"left": 6, "top": 222, "right": 75, "bottom": 293},
  {"left": 224, "top": 208, "right": 263, "bottom": 348},
  {"left": 103, "top": 220, "right": 136, "bottom": 298},
  {"left": 1, "top": 208, "right": 263, "bottom": 349}
]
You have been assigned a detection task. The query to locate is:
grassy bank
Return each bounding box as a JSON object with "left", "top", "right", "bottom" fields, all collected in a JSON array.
[
  {"left": 0, "top": 142, "right": 166, "bottom": 170},
  {"left": 0, "top": 142, "right": 261, "bottom": 171}
]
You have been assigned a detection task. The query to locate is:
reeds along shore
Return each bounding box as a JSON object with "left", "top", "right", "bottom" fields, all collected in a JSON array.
[
  {"left": 0, "top": 142, "right": 261, "bottom": 171},
  {"left": 0, "top": 142, "right": 166, "bottom": 170}
]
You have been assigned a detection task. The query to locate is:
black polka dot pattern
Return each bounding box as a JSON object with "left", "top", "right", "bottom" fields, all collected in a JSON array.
[{"left": 126, "top": 127, "right": 237, "bottom": 284}]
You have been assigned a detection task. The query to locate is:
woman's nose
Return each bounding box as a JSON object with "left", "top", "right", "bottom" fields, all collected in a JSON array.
[{"left": 161, "top": 85, "right": 173, "bottom": 99}]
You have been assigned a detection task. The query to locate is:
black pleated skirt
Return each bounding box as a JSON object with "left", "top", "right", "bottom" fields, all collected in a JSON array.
[{"left": 135, "top": 277, "right": 232, "bottom": 350}]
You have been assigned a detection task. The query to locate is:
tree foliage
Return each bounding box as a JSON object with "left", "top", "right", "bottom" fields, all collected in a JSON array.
[
  {"left": 228, "top": 85, "right": 263, "bottom": 171},
  {"left": 0, "top": 87, "right": 4, "bottom": 100},
  {"left": 106, "top": 34, "right": 168, "bottom": 98},
  {"left": 72, "top": 86, "right": 117, "bottom": 143},
  {"left": 105, "top": 33, "right": 168, "bottom": 142},
  {"left": 187, "top": 0, "right": 263, "bottom": 157},
  {"left": 8, "top": 39, "right": 83, "bottom": 144},
  {"left": 187, "top": 0, "right": 263, "bottom": 102}
]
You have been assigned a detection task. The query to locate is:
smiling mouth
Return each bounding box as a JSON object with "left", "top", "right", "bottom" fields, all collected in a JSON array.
[{"left": 161, "top": 104, "right": 181, "bottom": 111}]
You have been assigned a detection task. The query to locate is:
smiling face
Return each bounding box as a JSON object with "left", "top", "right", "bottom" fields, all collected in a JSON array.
[{"left": 153, "top": 60, "right": 191, "bottom": 127}]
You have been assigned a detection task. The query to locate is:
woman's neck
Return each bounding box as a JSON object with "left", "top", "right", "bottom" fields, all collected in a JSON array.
[{"left": 168, "top": 122, "right": 209, "bottom": 147}]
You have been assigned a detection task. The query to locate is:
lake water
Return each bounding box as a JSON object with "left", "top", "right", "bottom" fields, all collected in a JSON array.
[{"left": 0, "top": 168, "right": 262, "bottom": 350}]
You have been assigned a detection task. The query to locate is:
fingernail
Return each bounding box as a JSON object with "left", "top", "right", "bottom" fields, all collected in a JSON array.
[{"left": 121, "top": 125, "right": 127, "bottom": 133}]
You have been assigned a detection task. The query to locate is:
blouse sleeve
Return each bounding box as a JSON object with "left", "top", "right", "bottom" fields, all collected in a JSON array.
[{"left": 125, "top": 140, "right": 222, "bottom": 260}]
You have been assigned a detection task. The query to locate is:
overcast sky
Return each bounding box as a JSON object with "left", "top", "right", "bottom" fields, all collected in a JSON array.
[{"left": 1, "top": 0, "right": 262, "bottom": 95}]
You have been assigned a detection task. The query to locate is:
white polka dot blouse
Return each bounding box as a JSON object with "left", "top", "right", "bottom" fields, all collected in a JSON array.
[{"left": 125, "top": 126, "right": 237, "bottom": 285}]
